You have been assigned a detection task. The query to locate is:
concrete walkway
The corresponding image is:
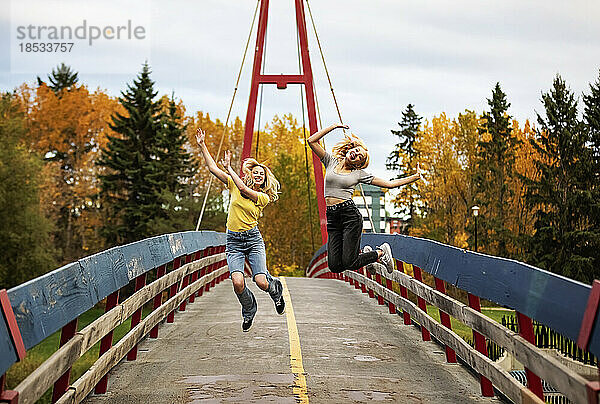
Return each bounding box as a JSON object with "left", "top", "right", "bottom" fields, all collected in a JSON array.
[{"left": 84, "top": 277, "right": 501, "bottom": 403}]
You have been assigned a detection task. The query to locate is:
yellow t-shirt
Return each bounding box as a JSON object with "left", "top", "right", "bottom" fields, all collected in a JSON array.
[{"left": 226, "top": 176, "right": 270, "bottom": 232}]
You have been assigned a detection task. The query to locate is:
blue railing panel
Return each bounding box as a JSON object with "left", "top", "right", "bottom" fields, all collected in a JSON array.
[
  {"left": 307, "top": 233, "right": 599, "bottom": 359},
  {"left": 0, "top": 231, "right": 226, "bottom": 377}
]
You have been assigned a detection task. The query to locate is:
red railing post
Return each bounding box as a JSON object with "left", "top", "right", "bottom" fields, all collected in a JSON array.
[
  {"left": 367, "top": 270, "right": 375, "bottom": 299},
  {"left": 127, "top": 273, "right": 147, "bottom": 361},
  {"left": 167, "top": 256, "right": 182, "bottom": 323},
  {"left": 149, "top": 264, "right": 167, "bottom": 339},
  {"left": 517, "top": 312, "right": 544, "bottom": 400},
  {"left": 0, "top": 373, "right": 18, "bottom": 404},
  {"left": 396, "top": 259, "right": 412, "bottom": 325},
  {"left": 206, "top": 247, "right": 215, "bottom": 292},
  {"left": 468, "top": 293, "right": 494, "bottom": 397},
  {"left": 94, "top": 291, "right": 119, "bottom": 393},
  {"left": 179, "top": 254, "right": 193, "bottom": 312},
  {"left": 189, "top": 251, "right": 202, "bottom": 303},
  {"left": 385, "top": 277, "right": 396, "bottom": 314},
  {"left": 375, "top": 273, "right": 384, "bottom": 305},
  {"left": 412, "top": 266, "right": 431, "bottom": 341},
  {"left": 197, "top": 248, "right": 208, "bottom": 297},
  {"left": 52, "top": 318, "right": 78, "bottom": 403},
  {"left": 434, "top": 277, "right": 457, "bottom": 363}
]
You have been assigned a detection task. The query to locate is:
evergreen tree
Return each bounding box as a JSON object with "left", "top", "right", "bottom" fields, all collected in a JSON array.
[
  {"left": 387, "top": 104, "right": 422, "bottom": 231},
  {"left": 37, "top": 63, "right": 79, "bottom": 94},
  {"left": 526, "top": 75, "right": 595, "bottom": 282},
  {"left": 157, "top": 96, "right": 195, "bottom": 195},
  {"left": 0, "top": 93, "right": 56, "bottom": 288},
  {"left": 98, "top": 63, "right": 166, "bottom": 245},
  {"left": 582, "top": 70, "right": 600, "bottom": 282},
  {"left": 146, "top": 97, "right": 197, "bottom": 234},
  {"left": 474, "top": 83, "right": 520, "bottom": 257}
]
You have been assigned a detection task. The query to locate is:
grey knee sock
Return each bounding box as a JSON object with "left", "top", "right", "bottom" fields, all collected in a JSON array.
[
  {"left": 236, "top": 286, "right": 257, "bottom": 319},
  {"left": 267, "top": 277, "right": 281, "bottom": 300}
]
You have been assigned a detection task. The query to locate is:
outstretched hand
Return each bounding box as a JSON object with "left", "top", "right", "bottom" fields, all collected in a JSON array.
[
  {"left": 220, "top": 150, "right": 232, "bottom": 170},
  {"left": 195, "top": 128, "right": 205, "bottom": 145},
  {"left": 416, "top": 163, "right": 429, "bottom": 185}
]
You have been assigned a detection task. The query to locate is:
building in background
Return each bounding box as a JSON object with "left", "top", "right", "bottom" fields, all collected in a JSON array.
[{"left": 352, "top": 184, "right": 386, "bottom": 233}]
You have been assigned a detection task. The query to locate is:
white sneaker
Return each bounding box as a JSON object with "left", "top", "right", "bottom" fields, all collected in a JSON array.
[
  {"left": 377, "top": 243, "right": 395, "bottom": 273},
  {"left": 362, "top": 245, "right": 376, "bottom": 275}
]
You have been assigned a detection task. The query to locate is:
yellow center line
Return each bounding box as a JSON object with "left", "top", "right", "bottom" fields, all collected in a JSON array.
[{"left": 280, "top": 277, "right": 309, "bottom": 403}]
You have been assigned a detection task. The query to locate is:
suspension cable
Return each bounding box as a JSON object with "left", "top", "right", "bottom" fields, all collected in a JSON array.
[
  {"left": 255, "top": 24, "right": 268, "bottom": 159},
  {"left": 195, "top": 0, "right": 260, "bottom": 231},
  {"left": 305, "top": 0, "right": 344, "bottom": 125},
  {"left": 305, "top": 0, "right": 377, "bottom": 233},
  {"left": 296, "top": 22, "right": 316, "bottom": 252}
]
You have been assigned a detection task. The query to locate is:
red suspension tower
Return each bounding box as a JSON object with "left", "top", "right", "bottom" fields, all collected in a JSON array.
[{"left": 241, "top": 0, "right": 328, "bottom": 243}]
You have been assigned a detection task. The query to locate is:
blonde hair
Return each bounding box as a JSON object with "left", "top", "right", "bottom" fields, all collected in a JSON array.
[
  {"left": 241, "top": 158, "right": 280, "bottom": 202},
  {"left": 331, "top": 133, "right": 370, "bottom": 170}
]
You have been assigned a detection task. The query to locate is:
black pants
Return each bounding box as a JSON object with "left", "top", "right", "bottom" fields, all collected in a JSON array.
[{"left": 326, "top": 200, "right": 379, "bottom": 273}]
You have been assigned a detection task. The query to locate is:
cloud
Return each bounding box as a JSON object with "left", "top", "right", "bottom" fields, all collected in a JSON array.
[{"left": 1, "top": 0, "right": 599, "bottom": 183}]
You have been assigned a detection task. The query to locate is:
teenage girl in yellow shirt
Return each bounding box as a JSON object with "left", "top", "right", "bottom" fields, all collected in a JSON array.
[{"left": 196, "top": 128, "right": 284, "bottom": 331}]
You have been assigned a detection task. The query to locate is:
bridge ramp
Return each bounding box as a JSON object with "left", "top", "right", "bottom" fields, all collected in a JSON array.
[{"left": 84, "top": 277, "right": 500, "bottom": 403}]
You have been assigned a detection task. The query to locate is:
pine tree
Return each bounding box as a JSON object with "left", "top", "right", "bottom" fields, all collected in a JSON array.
[
  {"left": 37, "top": 63, "right": 79, "bottom": 94},
  {"left": 157, "top": 96, "right": 195, "bottom": 195},
  {"left": 526, "top": 75, "right": 595, "bottom": 282},
  {"left": 474, "top": 83, "right": 520, "bottom": 257},
  {"left": 0, "top": 93, "right": 56, "bottom": 288},
  {"left": 387, "top": 104, "right": 422, "bottom": 231},
  {"left": 582, "top": 70, "right": 600, "bottom": 282},
  {"left": 98, "top": 63, "right": 166, "bottom": 245},
  {"left": 146, "top": 96, "right": 197, "bottom": 234}
]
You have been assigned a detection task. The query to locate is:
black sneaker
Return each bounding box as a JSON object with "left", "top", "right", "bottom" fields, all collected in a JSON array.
[
  {"left": 271, "top": 279, "right": 285, "bottom": 315},
  {"left": 275, "top": 294, "right": 285, "bottom": 315},
  {"left": 242, "top": 316, "right": 254, "bottom": 332}
]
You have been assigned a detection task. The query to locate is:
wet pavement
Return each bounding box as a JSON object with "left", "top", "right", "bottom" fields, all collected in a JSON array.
[{"left": 83, "top": 277, "right": 501, "bottom": 403}]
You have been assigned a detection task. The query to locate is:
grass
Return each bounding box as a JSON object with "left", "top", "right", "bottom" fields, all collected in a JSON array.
[
  {"left": 424, "top": 305, "right": 514, "bottom": 342},
  {"left": 6, "top": 303, "right": 154, "bottom": 404}
]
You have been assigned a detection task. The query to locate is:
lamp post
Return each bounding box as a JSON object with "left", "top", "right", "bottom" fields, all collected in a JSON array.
[{"left": 472, "top": 205, "right": 480, "bottom": 252}]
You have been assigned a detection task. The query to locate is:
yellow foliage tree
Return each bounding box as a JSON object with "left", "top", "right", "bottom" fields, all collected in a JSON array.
[{"left": 19, "top": 83, "right": 123, "bottom": 262}]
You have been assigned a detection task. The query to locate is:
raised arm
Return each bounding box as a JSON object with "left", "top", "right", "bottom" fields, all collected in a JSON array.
[
  {"left": 307, "top": 123, "right": 349, "bottom": 159},
  {"left": 221, "top": 151, "right": 261, "bottom": 203},
  {"left": 195, "top": 128, "right": 228, "bottom": 185},
  {"left": 371, "top": 164, "right": 424, "bottom": 189}
]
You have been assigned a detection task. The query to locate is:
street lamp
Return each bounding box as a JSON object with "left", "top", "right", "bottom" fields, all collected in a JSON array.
[{"left": 472, "top": 205, "right": 480, "bottom": 252}]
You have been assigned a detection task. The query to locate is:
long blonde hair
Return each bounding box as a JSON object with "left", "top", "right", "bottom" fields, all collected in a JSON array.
[
  {"left": 331, "top": 133, "right": 370, "bottom": 170},
  {"left": 241, "top": 158, "right": 280, "bottom": 202}
]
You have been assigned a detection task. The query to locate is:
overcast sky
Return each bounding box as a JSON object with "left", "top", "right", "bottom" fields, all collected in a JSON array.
[{"left": 1, "top": 0, "right": 600, "bottom": 183}]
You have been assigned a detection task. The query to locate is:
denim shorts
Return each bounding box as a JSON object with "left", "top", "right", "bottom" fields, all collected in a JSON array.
[{"left": 226, "top": 226, "right": 269, "bottom": 280}]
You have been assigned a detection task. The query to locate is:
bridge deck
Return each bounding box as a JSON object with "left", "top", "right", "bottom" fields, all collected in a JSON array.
[{"left": 84, "top": 277, "right": 500, "bottom": 403}]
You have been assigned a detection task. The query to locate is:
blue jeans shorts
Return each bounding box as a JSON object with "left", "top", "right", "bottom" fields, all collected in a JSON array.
[{"left": 226, "top": 226, "right": 269, "bottom": 280}]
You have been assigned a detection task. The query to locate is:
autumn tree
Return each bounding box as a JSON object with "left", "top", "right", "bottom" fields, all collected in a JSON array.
[
  {"left": 23, "top": 77, "right": 122, "bottom": 262},
  {"left": 0, "top": 93, "right": 56, "bottom": 288},
  {"left": 387, "top": 104, "right": 422, "bottom": 231},
  {"left": 473, "top": 83, "right": 520, "bottom": 257},
  {"left": 409, "top": 112, "right": 480, "bottom": 247},
  {"left": 525, "top": 75, "right": 596, "bottom": 282}
]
